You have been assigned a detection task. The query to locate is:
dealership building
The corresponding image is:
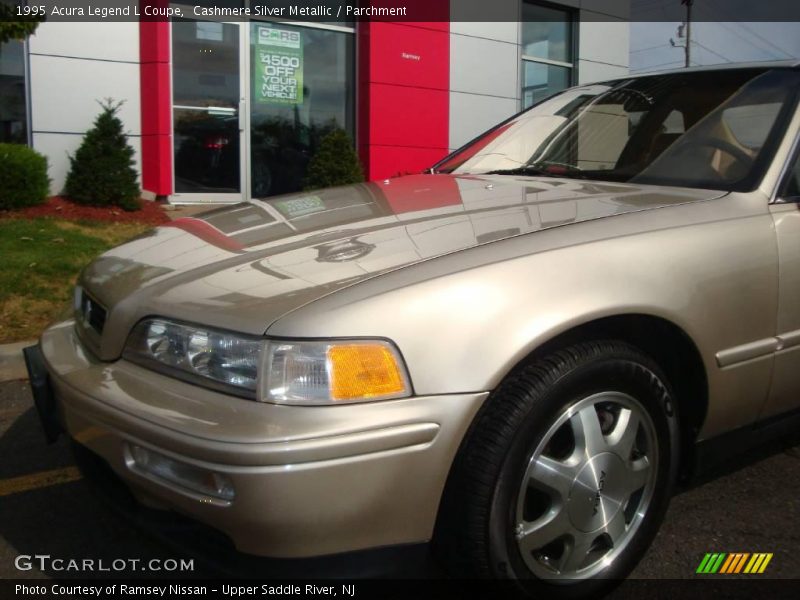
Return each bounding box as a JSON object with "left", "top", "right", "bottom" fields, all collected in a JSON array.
[{"left": 0, "top": 1, "right": 630, "bottom": 204}]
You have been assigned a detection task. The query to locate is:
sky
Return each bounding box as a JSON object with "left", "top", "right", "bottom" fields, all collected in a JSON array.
[
  {"left": 630, "top": 21, "right": 800, "bottom": 73},
  {"left": 629, "top": 0, "right": 800, "bottom": 73}
]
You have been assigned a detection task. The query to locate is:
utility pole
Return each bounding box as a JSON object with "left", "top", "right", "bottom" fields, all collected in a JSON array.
[{"left": 683, "top": 0, "right": 694, "bottom": 67}]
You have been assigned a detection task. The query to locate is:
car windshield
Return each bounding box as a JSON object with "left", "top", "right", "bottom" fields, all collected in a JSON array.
[{"left": 434, "top": 68, "right": 800, "bottom": 192}]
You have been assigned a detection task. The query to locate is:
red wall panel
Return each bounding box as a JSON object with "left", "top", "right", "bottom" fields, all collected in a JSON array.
[
  {"left": 140, "top": 134, "right": 172, "bottom": 195},
  {"left": 366, "top": 84, "right": 448, "bottom": 148},
  {"left": 139, "top": 16, "right": 172, "bottom": 196},
  {"left": 369, "top": 146, "right": 458, "bottom": 180},
  {"left": 377, "top": 174, "right": 463, "bottom": 214},
  {"left": 357, "top": 20, "right": 450, "bottom": 181},
  {"left": 364, "top": 22, "right": 449, "bottom": 90}
]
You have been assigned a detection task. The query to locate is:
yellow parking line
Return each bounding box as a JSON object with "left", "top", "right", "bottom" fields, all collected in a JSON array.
[{"left": 0, "top": 467, "right": 82, "bottom": 497}]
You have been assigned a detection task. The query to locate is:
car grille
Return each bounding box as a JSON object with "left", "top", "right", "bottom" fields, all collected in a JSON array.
[{"left": 76, "top": 289, "right": 107, "bottom": 335}]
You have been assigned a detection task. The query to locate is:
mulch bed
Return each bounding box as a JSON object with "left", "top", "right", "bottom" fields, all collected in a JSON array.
[{"left": 0, "top": 196, "right": 170, "bottom": 225}]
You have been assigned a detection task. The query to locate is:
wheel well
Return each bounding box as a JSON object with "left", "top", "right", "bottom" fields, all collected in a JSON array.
[
  {"left": 509, "top": 314, "right": 708, "bottom": 480},
  {"left": 431, "top": 314, "right": 708, "bottom": 558}
]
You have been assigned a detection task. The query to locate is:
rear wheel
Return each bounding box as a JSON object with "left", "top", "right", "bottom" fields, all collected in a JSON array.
[{"left": 437, "top": 341, "right": 679, "bottom": 597}]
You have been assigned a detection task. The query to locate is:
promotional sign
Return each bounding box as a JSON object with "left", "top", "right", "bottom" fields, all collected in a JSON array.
[
  {"left": 254, "top": 25, "right": 303, "bottom": 105},
  {"left": 275, "top": 195, "right": 325, "bottom": 218}
]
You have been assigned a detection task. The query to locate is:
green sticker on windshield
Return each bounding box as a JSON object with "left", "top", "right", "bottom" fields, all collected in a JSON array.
[{"left": 275, "top": 195, "right": 325, "bottom": 218}]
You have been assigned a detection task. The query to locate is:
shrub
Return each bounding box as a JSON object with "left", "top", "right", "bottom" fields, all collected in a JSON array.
[
  {"left": 64, "top": 99, "right": 141, "bottom": 211},
  {"left": 304, "top": 128, "right": 365, "bottom": 190},
  {"left": 0, "top": 143, "right": 49, "bottom": 210}
]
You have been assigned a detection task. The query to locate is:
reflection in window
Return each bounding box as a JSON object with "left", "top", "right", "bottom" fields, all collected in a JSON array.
[
  {"left": 249, "top": 22, "right": 354, "bottom": 198},
  {"left": 522, "top": 4, "right": 571, "bottom": 62},
  {"left": 0, "top": 40, "right": 28, "bottom": 144},
  {"left": 172, "top": 20, "right": 241, "bottom": 194},
  {"left": 523, "top": 61, "right": 571, "bottom": 109},
  {"left": 723, "top": 103, "right": 782, "bottom": 149},
  {"left": 521, "top": 2, "right": 574, "bottom": 109}
]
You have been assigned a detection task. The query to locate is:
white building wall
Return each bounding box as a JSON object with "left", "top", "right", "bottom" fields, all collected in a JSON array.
[
  {"left": 577, "top": 2, "right": 630, "bottom": 84},
  {"left": 449, "top": 0, "right": 630, "bottom": 150},
  {"left": 27, "top": 22, "right": 141, "bottom": 195},
  {"left": 449, "top": 19, "right": 520, "bottom": 152}
]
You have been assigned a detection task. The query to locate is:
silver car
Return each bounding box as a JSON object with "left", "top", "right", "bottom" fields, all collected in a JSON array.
[{"left": 25, "top": 62, "right": 800, "bottom": 594}]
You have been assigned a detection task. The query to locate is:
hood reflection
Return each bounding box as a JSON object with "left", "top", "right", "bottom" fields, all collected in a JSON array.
[{"left": 80, "top": 174, "right": 723, "bottom": 327}]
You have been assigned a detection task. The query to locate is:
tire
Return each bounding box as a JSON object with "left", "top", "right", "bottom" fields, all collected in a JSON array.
[{"left": 436, "top": 340, "right": 679, "bottom": 597}]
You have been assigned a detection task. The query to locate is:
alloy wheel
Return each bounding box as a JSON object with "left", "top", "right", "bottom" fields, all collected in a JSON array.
[{"left": 514, "top": 391, "right": 658, "bottom": 580}]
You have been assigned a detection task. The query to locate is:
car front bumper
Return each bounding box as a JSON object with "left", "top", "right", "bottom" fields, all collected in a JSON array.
[{"left": 34, "top": 320, "right": 488, "bottom": 559}]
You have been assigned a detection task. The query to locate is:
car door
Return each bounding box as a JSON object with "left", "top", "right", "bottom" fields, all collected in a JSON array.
[{"left": 764, "top": 137, "right": 800, "bottom": 419}]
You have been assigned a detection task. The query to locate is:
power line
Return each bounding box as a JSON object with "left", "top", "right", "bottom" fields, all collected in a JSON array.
[
  {"left": 631, "top": 43, "right": 676, "bottom": 54},
  {"left": 692, "top": 40, "right": 732, "bottom": 63},
  {"left": 735, "top": 23, "right": 794, "bottom": 59},
  {"left": 718, "top": 21, "right": 790, "bottom": 60},
  {"left": 704, "top": 0, "right": 794, "bottom": 59}
]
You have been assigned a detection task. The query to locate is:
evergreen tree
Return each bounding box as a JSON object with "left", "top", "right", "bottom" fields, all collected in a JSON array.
[
  {"left": 64, "top": 99, "right": 141, "bottom": 211},
  {"left": 304, "top": 128, "right": 365, "bottom": 190},
  {"left": 0, "top": 2, "right": 43, "bottom": 44}
]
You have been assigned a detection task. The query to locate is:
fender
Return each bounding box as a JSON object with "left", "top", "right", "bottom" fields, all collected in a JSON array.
[{"left": 268, "top": 191, "right": 778, "bottom": 440}]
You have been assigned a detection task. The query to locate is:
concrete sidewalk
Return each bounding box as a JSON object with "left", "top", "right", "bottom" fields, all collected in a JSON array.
[{"left": 0, "top": 340, "right": 34, "bottom": 382}]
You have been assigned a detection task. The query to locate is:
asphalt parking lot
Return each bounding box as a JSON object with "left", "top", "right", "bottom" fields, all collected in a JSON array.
[{"left": 1, "top": 378, "right": 799, "bottom": 589}]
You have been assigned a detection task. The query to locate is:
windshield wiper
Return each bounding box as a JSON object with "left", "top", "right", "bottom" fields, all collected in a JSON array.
[
  {"left": 485, "top": 165, "right": 554, "bottom": 176},
  {"left": 485, "top": 162, "right": 587, "bottom": 178}
]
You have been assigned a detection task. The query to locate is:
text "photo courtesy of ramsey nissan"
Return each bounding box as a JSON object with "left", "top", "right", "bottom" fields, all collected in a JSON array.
[{"left": 22, "top": 60, "right": 800, "bottom": 596}]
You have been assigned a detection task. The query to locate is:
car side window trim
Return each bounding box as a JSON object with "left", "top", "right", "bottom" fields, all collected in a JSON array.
[{"left": 772, "top": 103, "right": 800, "bottom": 203}]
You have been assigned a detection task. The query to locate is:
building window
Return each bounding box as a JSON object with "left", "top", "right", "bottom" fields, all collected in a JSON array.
[
  {"left": 521, "top": 2, "right": 575, "bottom": 109},
  {"left": 0, "top": 39, "right": 28, "bottom": 144},
  {"left": 249, "top": 21, "right": 355, "bottom": 198}
]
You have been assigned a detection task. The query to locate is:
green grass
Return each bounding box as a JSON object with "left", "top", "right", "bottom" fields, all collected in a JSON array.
[{"left": 0, "top": 218, "right": 152, "bottom": 343}]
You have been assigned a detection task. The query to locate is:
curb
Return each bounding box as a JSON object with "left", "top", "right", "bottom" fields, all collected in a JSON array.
[{"left": 0, "top": 340, "right": 34, "bottom": 383}]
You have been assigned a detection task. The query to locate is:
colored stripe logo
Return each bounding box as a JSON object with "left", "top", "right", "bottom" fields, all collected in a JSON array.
[{"left": 696, "top": 552, "right": 773, "bottom": 574}]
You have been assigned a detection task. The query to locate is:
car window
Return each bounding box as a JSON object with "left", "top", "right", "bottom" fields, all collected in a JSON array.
[
  {"left": 634, "top": 69, "right": 797, "bottom": 190},
  {"left": 662, "top": 110, "right": 685, "bottom": 134},
  {"left": 563, "top": 93, "right": 643, "bottom": 171},
  {"left": 722, "top": 103, "right": 782, "bottom": 150},
  {"left": 780, "top": 149, "right": 800, "bottom": 198},
  {"left": 435, "top": 68, "right": 800, "bottom": 193}
]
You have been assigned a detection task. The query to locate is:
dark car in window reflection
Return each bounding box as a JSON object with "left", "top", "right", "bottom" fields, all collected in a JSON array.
[{"left": 174, "top": 113, "right": 349, "bottom": 197}]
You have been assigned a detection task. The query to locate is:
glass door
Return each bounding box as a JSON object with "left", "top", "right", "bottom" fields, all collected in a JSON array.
[{"left": 171, "top": 20, "right": 246, "bottom": 203}]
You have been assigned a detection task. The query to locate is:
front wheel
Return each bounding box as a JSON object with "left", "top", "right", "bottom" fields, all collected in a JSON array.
[{"left": 437, "top": 341, "right": 679, "bottom": 597}]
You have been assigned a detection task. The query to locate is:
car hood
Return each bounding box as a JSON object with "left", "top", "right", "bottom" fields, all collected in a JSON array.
[{"left": 79, "top": 174, "right": 724, "bottom": 357}]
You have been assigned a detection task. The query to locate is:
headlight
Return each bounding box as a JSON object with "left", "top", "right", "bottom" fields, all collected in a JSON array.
[
  {"left": 124, "top": 319, "right": 412, "bottom": 405},
  {"left": 264, "top": 340, "right": 411, "bottom": 405},
  {"left": 124, "top": 319, "right": 263, "bottom": 398}
]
